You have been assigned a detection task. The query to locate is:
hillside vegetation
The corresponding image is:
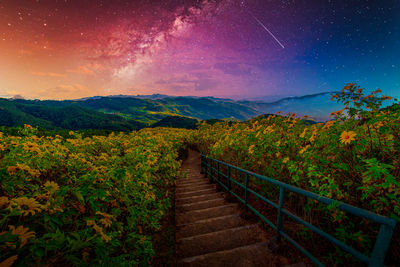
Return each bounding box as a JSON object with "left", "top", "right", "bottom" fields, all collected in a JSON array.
[
  {"left": 0, "top": 127, "right": 189, "bottom": 266},
  {"left": 0, "top": 99, "right": 145, "bottom": 131}
]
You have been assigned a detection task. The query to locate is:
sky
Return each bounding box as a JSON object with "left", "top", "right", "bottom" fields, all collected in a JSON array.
[{"left": 0, "top": 0, "right": 399, "bottom": 100}]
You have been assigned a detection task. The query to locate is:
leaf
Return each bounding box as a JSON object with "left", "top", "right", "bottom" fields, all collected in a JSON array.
[{"left": 74, "top": 191, "right": 85, "bottom": 204}]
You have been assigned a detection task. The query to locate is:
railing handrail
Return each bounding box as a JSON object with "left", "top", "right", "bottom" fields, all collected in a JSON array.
[{"left": 200, "top": 154, "right": 397, "bottom": 267}]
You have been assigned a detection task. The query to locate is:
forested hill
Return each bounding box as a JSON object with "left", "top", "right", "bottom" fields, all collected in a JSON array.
[{"left": 0, "top": 98, "right": 145, "bottom": 131}]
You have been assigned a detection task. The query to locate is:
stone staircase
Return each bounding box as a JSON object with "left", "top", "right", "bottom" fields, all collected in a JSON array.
[{"left": 175, "top": 150, "right": 286, "bottom": 267}]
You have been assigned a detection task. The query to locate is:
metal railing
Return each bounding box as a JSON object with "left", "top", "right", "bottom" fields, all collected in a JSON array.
[{"left": 200, "top": 154, "right": 397, "bottom": 267}]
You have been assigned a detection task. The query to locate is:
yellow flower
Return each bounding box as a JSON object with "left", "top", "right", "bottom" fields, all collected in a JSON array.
[
  {"left": 0, "top": 196, "right": 9, "bottom": 208},
  {"left": 0, "top": 255, "right": 18, "bottom": 267},
  {"left": 263, "top": 125, "right": 274, "bottom": 134},
  {"left": 43, "top": 181, "right": 60, "bottom": 192},
  {"left": 12, "top": 197, "right": 42, "bottom": 216},
  {"left": 322, "top": 120, "right": 335, "bottom": 130},
  {"left": 87, "top": 220, "right": 111, "bottom": 243},
  {"left": 309, "top": 132, "right": 317, "bottom": 142},
  {"left": 340, "top": 131, "right": 356, "bottom": 145},
  {"left": 9, "top": 225, "right": 35, "bottom": 247},
  {"left": 248, "top": 144, "right": 255, "bottom": 155},
  {"left": 282, "top": 157, "right": 289, "bottom": 164},
  {"left": 96, "top": 211, "right": 115, "bottom": 228},
  {"left": 299, "top": 128, "right": 307, "bottom": 138},
  {"left": 299, "top": 145, "right": 310, "bottom": 154}
]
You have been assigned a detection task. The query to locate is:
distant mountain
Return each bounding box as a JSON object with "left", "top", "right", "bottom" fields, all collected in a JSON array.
[
  {"left": 12, "top": 96, "right": 259, "bottom": 123},
  {"left": 240, "top": 92, "right": 343, "bottom": 122},
  {"left": 0, "top": 91, "right": 360, "bottom": 131}
]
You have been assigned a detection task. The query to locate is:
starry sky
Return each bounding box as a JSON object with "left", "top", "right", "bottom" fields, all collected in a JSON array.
[{"left": 0, "top": 0, "right": 399, "bottom": 100}]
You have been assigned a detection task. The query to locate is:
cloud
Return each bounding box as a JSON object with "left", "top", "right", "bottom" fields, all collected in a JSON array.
[
  {"left": 35, "top": 84, "right": 101, "bottom": 100},
  {"left": 31, "top": 72, "right": 66, "bottom": 77},
  {"left": 67, "top": 63, "right": 106, "bottom": 76}
]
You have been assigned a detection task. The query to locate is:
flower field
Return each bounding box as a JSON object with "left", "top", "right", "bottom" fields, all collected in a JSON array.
[
  {"left": 190, "top": 84, "right": 400, "bottom": 264},
  {"left": 0, "top": 127, "right": 189, "bottom": 266}
]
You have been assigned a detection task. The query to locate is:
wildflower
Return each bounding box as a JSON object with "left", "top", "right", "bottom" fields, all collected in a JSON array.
[
  {"left": 299, "top": 145, "right": 310, "bottom": 154},
  {"left": 248, "top": 144, "right": 255, "bottom": 155},
  {"left": 299, "top": 128, "right": 307, "bottom": 138},
  {"left": 282, "top": 157, "right": 289, "bottom": 164},
  {"left": 43, "top": 181, "right": 60, "bottom": 192},
  {"left": 0, "top": 255, "right": 18, "bottom": 267},
  {"left": 7, "top": 166, "right": 18, "bottom": 175},
  {"left": 0, "top": 196, "right": 9, "bottom": 208},
  {"left": 340, "top": 131, "right": 356, "bottom": 145},
  {"left": 309, "top": 132, "right": 317, "bottom": 142},
  {"left": 9, "top": 225, "right": 35, "bottom": 247},
  {"left": 24, "top": 124, "right": 33, "bottom": 129},
  {"left": 330, "top": 104, "right": 348, "bottom": 118},
  {"left": 322, "top": 121, "right": 335, "bottom": 130},
  {"left": 263, "top": 126, "right": 274, "bottom": 134},
  {"left": 87, "top": 220, "right": 111, "bottom": 243},
  {"left": 96, "top": 211, "right": 115, "bottom": 228},
  {"left": 145, "top": 192, "right": 156, "bottom": 200},
  {"left": 381, "top": 95, "right": 392, "bottom": 100},
  {"left": 12, "top": 197, "right": 42, "bottom": 216}
]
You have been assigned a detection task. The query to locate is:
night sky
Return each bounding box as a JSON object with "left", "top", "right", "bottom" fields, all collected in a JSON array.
[{"left": 0, "top": 0, "right": 399, "bottom": 100}]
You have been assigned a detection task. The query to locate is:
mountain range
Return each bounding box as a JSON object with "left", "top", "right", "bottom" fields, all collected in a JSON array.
[{"left": 0, "top": 92, "right": 347, "bottom": 131}]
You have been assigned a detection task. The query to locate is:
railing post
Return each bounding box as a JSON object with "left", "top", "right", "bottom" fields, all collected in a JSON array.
[
  {"left": 369, "top": 222, "right": 396, "bottom": 266},
  {"left": 245, "top": 173, "right": 249, "bottom": 212},
  {"left": 227, "top": 166, "right": 231, "bottom": 192},
  {"left": 276, "top": 187, "right": 285, "bottom": 241}
]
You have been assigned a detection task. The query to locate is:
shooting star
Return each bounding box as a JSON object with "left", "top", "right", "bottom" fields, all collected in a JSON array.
[{"left": 248, "top": 11, "right": 285, "bottom": 49}]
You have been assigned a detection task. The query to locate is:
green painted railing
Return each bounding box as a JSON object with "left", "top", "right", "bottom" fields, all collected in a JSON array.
[{"left": 200, "top": 154, "right": 397, "bottom": 267}]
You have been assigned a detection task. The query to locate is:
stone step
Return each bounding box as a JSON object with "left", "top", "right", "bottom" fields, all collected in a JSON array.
[
  {"left": 177, "top": 242, "right": 280, "bottom": 267},
  {"left": 176, "top": 214, "right": 248, "bottom": 239},
  {"left": 176, "top": 192, "right": 224, "bottom": 205},
  {"left": 176, "top": 184, "right": 216, "bottom": 194},
  {"left": 176, "top": 198, "right": 226, "bottom": 213},
  {"left": 176, "top": 224, "right": 266, "bottom": 258},
  {"left": 176, "top": 188, "right": 218, "bottom": 198},
  {"left": 177, "top": 180, "right": 209, "bottom": 186},
  {"left": 176, "top": 204, "right": 239, "bottom": 225}
]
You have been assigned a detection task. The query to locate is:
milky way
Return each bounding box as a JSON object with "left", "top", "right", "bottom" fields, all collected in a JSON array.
[{"left": 0, "top": 0, "right": 399, "bottom": 100}]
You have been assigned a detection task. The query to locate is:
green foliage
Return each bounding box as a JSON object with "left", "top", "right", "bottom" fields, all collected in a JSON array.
[
  {"left": 0, "top": 127, "right": 189, "bottom": 266},
  {"left": 150, "top": 115, "right": 199, "bottom": 129}
]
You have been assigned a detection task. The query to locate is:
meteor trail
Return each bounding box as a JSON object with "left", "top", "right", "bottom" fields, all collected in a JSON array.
[{"left": 248, "top": 11, "right": 285, "bottom": 49}]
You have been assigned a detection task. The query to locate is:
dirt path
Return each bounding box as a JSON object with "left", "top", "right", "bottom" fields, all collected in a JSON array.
[{"left": 175, "top": 150, "right": 288, "bottom": 266}]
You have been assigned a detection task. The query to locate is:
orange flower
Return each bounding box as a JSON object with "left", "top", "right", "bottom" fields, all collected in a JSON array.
[
  {"left": 12, "top": 197, "right": 42, "bottom": 216},
  {"left": 299, "top": 128, "right": 307, "bottom": 138},
  {"left": 340, "top": 131, "right": 356, "bottom": 145},
  {"left": 9, "top": 225, "right": 35, "bottom": 247},
  {"left": 43, "top": 181, "right": 60, "bottom": 192},
  {"left": 0, "top": 197, "right": 10, "bottom": 208},
  {"left": 0, "top": 255, "right": 18, "bottom": 267}
]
